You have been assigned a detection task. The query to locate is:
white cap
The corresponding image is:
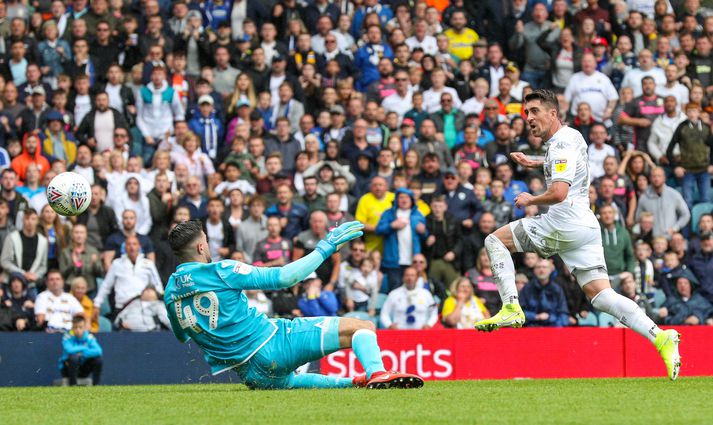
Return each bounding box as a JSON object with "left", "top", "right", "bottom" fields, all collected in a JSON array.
[{"left": 198, "top": 95, "right": 214, "bottom": 105}]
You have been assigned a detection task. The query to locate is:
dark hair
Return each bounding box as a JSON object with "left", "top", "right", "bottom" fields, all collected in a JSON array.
[
  {"left": 72, "top": 315, "right": 86, "bottom": 325},
  {"left": 168, "top": 219, "right": 203, "bottom": 260},
  {"left": 641, "top": 76, "right": 655, "bottom": 84},
  {"left": 524, "top": 89, "right": 559, "bottom": 115}
]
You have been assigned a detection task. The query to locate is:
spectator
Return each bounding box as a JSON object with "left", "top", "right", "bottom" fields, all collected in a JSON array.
[
  {"left": 293, "top": 211, "right": 339, "bottom": 287},
  {"left": 508, "top": 4, "right": 551, "bottom": 89},
  {"left": 587, "top": 123, "right": 617, "bottom": 181},
  {"left": 519, "top": 259, "right": 570, "bottom": 327},
  {"left": 76, "top": 184, "right": 119, "bottom": 251},
  {"left": 617, "top": 76, "right": 664, "bottom": 152},
  {"left": 382, "top": 69, "right": 413, "bottom": 119},
  {"left": 565, "top": 53, "right": 619, "bottom": 122},
  {"left": 423, "top": 68, "right": 462, "bottom": 113},
  {"left": 102, "top": 209, "right": 156, "bottom": 271},
  {"left": 114, "top": 285, "right": 170, "bottom": 332},
  {"left": 94, "top": 235, "right": 163, "bottom": 317},
  {"left": 147, "top": 173, "right": 174, "bottom": 243},
  {"left": 11, "top": 133, "right": 50, "bottom": 183},
  {"left": 635, "top": 167, "right": 690, "bottom": 238},
  {"left": 689, "top": 214, "right": 713, "bottom": 259},
  {"left": 188, "top": 95, "right": 225, "bottom": 166},
  {"left": 265, "top": 117, "right": 301, "bottom": 175},
  {"left": 600, "top": 204, "right": 635, "bottom": 283},
  {"left": 619, "top": 272, "right": 658, "bottom": 323},
  {"left": 430, "top": 92, "right": 465, "bottom": 149},
  {"left": 298, "top": 276, "right": 338, "bottom": 317},
  {"left": 424, "top": 195, "right": 461, "bottom": 288},
  {"left": 620, "top": 49, "right": 666, "bottom": 98},
  {"left": 659, "top": 275, "right": 713, "bottom": 326},
  {"left": 69, "top": 277, "right": 99, "bottom": 333},
  {"left": 75, "top": 92, "right": 130, "bottom": 153},
  {"left": 354, "top": 25, "right": 393, "bottom": 92},
  {"left": 380, "top": 266, "right": 438, "bottom": 329},
  {"left": 345, "top": 257, "right": 379, "bottom": 316},
  {"left": 202, "top": 197, "right": 235, "bottom": 262},
  {"left": 413, "top": 119, "right": 453, "bottom": 171},
  {"left": 338, "top": 239, "right": 367, "bottom": 301},
  {"left": 655, "top": 64, "right": 689, "bottom": 110},
  {"left": 647, "top": 95, "right": 685, "bottom": 165},
  {"left": 136, "top": 62, "right": 185, "bottom": 158},
  {"left": 632, "top": 241, "right": 656, "bottom": 294},
  {"left": 354, "top": 176, "right": 394, "bottom": 253},
  {"left": 1, "top": 208, "right": 47, "bottom": 290},
  {"left": 59, "top": 315, "right": 103, "bottom": 386},
  {"left": 178, "top": 176, "right": 209, "bottom": 221},
  {"left": 171, "top": 133, "right": 216, "bottom": 186},
  {"left": 235, "top": 195, "right": 268, "bottom": 263},
  {"left": 1, "top": 272, "right": 34, "bottom": 331},
  {"left": 461, "top": 212, "right": 497, "bottom": 274},
  {"left": 667, "top": 103, "right": 713, "bottom": 209},
  {"left": 34, "top": 270, "right": 83, "bottom": 332},
  {"left": 443, "top": 10, "right": 478, "bottom": 61},
  {"left": 687, "top": 232, "right": 713, "bottom": 304},
  {"left": 299, "top": 176, "right": 326, "bottom": 213},
  {"left": 483, "top": 179, "right": 515, "bottom": 229},
  {"left": 265, "top": 183, "right": 308, "bottom": 240},
  {"left": 252, "top": 216, "right": 292, "bottom": 267},
  {"left": 442, "top": 277, "right": 490, "bottom": 329},
  {"left": 375, "top": 188, "right": 428, "bottom": 292},
  {"left": 110, "top": 175, "right": 152, "bottom": 235}
]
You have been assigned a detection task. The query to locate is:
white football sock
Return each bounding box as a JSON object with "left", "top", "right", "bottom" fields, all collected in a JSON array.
[
  {"left": 591, "top": 288, "right": 660, "bottom": 343},
  {"left": 484, "top": 234, "right": 519, "bottom": 306}
]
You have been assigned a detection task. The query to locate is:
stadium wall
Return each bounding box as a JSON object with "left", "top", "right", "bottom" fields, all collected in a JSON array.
[{"left": 1, "top": 327, "right": 711, "bottom": 386}]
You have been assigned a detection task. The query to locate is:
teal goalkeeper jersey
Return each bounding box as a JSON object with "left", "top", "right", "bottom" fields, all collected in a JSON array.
[{"left": 164, "top": 260, "right": 282, "bottom": 375}]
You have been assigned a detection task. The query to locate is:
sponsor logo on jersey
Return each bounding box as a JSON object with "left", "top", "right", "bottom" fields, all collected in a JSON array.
[
  {"left": 233, "top": 261, "right": 253, "bottom": 275},
  {"left": 555, "top": 159, "right": 567, "bottom": 172}
]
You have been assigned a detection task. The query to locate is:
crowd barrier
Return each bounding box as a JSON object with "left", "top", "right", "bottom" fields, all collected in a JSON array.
[
  {"left": 321, "top": 327, "right": 713, "bottom": 380},
  {"left": 2, "top": 327, "right": 712, "bottom": 386}
]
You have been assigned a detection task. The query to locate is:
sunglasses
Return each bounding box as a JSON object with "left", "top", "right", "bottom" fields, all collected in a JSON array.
[
  {"left": 396, "top": 77, "right": 409, "bottom": 81},
  {"left": 441, "top": 98, "right": 453, "bottom": 103},
  {"left": 485, "top": 106, "right": 498, "bottom": 110}
]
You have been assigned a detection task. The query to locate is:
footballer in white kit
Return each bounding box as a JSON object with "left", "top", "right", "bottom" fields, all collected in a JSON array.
[
  {"left": 473, "top": 89, "right": 682, "bottom": 381},
  {"left": 510, "top": 125, "right": 605, "bottom": 276}
]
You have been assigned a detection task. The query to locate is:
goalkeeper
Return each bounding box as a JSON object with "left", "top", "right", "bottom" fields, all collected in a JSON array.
[{"left": 165, "top": 220, "right": 423, "bottom": 390}]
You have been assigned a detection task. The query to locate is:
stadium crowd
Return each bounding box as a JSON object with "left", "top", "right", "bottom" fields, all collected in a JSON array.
[{"left": 1, "top": 0, "right": 713, "bottom": 335}]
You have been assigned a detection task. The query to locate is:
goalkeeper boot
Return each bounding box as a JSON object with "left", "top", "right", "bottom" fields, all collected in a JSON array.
[
  {"left": 474, "top": 303, "right": 525, "bottom": 332},
  {"left": 366, "top": 371, "right": 424, "bottom": 389},
  {"left": 655, "top": 329, "right": 681, "bottom": 381},
  {"left": 352, "top": 374, "right": 368, "bottom": 388}
]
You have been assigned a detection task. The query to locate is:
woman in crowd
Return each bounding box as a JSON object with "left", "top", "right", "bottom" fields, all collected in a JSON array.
[
  {"left": 442, "top": 277, "right": 490, "bottom": 329},
  {"left": 466, "top": 247, "right": 501, "bottom": 315},
  {"left": 38, "top": 204, "right": 70, "bottom": 270}
]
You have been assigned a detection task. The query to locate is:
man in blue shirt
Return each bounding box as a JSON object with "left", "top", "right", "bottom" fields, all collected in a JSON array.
[
  {"left": 164, "top": 220, "right": 423, "bottom": 390},
  {"left": 59, "top": 316, "right": 103, "bottom": 386}
]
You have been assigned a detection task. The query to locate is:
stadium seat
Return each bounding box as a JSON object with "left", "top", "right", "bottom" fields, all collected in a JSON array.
[
  {"left": 98, "top": 317, "right": 113, "bottom": 333},
  {"left": 375, "top": 293, "right": 388, "bottom": 312},
  {"left": 598, "top": 313, "right": 619, "bottom": 327},
  {"left": 577, "top": 313, "right": 598, "bottom": 327},
  {"left": 651, "top": 289, "right": 667, "bottom": 309},
  {"left": 691, "top": 202, "right": 713, "bottom": 234}
]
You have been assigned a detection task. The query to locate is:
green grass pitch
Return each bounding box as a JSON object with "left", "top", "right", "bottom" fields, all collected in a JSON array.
[{"left": 2, "top": 377, "right": 712, "bottom": 425}]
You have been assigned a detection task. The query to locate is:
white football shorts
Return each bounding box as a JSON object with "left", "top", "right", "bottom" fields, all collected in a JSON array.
[{"left": 509, "top": 214, "right": 609, "bottom": 287}]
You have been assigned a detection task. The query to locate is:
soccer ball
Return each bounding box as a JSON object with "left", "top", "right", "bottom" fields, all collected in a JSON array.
[{"left": 46, "top": 172, "right": 92, "bottom": 217}]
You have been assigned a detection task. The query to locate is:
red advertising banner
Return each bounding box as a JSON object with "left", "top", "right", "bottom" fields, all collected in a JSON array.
[{"left": 320, "top": 327, "right": 712, "bottom": 380}]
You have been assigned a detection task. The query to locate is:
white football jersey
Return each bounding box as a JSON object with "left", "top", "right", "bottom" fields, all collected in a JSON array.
[{"left": 542, "top": 126, "right": 600, "bottom": 229}]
